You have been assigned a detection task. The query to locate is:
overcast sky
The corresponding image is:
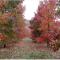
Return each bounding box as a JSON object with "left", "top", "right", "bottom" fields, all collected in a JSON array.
[
  {"left": 23, "top": 0, "right": 43, "bottom": 20},
  {"left": 23, "top": 0, "right": 60, "bottom": 21}
]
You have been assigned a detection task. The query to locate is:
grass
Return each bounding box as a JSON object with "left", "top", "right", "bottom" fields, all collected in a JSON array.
[
  {"left": 27, "top": 51, "right": 54, "bottom": 59},
  {"left": 0, "top": 45, "right": 54, "bottom": 59},
  {"left": 0, "top": 38, "right": 60, "bottom": 59}
]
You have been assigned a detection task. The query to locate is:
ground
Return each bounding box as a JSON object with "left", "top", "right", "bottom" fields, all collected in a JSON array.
[{"left": 0, "top": 38, "right": 60, "bottom": 59}]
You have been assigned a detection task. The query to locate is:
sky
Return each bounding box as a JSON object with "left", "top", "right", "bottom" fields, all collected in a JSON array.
[
  {"left": 23, "top": 0, "right": 42, "bottom": 20},
  {"left": 23, "top": 0, "right": 60, "bottom": 21}
]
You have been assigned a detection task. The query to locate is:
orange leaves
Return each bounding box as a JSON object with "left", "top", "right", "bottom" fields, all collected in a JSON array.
[
  {"left": 0, "top": 0, "right": 4, "bottom": 9},
  {"left": 0, "top": 12, "right": 12, "bottom": 24},
  {"left": 30, "top": 0, "right": 57, "bottom": 43},
  {"left": 2, "top": 12, "right": 11, "bottom": 19},
  {"left": 16, "top": 3, "right": 24, "bottom": 14},
  {"left": 0, "top": 0, "right": 7, "bottom": 9},
  {"left": 0, "top": 33, "right": 6, "bottom": 41}
]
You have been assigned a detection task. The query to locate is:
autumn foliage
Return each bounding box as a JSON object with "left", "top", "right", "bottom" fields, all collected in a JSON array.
[
  {"left": 0, "top": 0, "right": 25, "bottom": 48},
  {"left": 30, "top": 0, "right": 60, "bottom": 51}
]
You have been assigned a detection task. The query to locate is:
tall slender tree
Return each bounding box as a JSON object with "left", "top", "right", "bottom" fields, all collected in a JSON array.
[
  {"left": 30, "top": 0, "right": 59, "bottom": 51},
  {"left": 0, "top": 0, "right": 25, "bottom": 48}
]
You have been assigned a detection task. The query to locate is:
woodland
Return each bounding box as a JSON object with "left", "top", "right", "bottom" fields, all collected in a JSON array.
[{"left": 0, "top": 0, "right": 60, "bottom": 59}]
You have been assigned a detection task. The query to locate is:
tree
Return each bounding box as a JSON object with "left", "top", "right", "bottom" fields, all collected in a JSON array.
[
  {"left": 30, "top": 0, "right": 60, "bottom": 51},
  {"left": 56, "top": 0, "right": 60, "bottom": 16},
  {"left": 0, "top": 0, "right": 25, "bottom": 48},
  {"left": 30, "top": 0, "right": 56, "bottom": 41}
]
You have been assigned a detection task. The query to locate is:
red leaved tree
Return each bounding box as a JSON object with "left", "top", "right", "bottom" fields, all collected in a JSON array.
[
  {"left": 30, "top": 0, "right": 60, "bottom": 51},
  {"left": 30, "top": 0, "right": 57, "bottom": 42}
]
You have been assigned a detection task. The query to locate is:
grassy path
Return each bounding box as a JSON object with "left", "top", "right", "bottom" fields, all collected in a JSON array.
[{"left": 0, "top": 38, "right": 60, "bottom": 59}]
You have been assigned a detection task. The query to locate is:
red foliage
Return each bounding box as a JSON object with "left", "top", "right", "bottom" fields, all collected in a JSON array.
[
  {"left": 36, "top": 37, "right": 45, "bottom": 43},
  {"left": 0, "top": 33, "right": 6, "bottom": 41},
  {"left": 17, "top": 33, "right": 25, "bottom": 39},
  {"left": 30, "top": 0, "right": 57, "bottom": 43}
]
